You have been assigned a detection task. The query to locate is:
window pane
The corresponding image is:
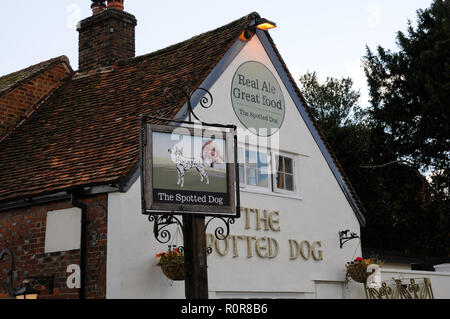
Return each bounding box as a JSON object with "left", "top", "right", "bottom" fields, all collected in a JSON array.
[
  {"left": 257, "top": 171, "right": 268, "bottom": 187},
  {"left": 239, "top": 164, "right": 244, "bottom": 184},
  {"left": 260, "top": 166, "right": 269, "bottom": 176},
  {"left": 258, "top": 152, "right": 268, "bottom": 167},
  {"left": 246, "top": 149, "right": 257, "bottom": 168},
  {"left": 285, "top": 174, "right": 294, "bottom": 191},
  {"left": 246, "top": 168, "right": 257, "bottom": 186},
  {"left": 241, "top": 147, "right": 271, "bottom": 189},
  {"left": 285, "top": 157, "right": 293, "bottom": 174},
  {"left": 276, "top": 155, "right": 284, "bottom": 172},
  {"left": 276, "top": 172, "right": 285, "bottom": 189},
  {"left": 238, "top": 147, "right": 244, "bottom": 165}
]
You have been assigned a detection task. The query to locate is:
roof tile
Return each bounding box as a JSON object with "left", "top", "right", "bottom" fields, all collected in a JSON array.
[{"left": 0, "top": 13, "right": 257, "bottom": 202}]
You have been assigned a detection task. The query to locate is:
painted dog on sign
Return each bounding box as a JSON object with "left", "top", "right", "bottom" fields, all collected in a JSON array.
[{"left": 168, "top": 147, "right": 209, "bottom": 188}]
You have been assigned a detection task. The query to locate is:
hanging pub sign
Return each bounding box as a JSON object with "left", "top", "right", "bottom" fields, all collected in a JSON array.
[
  {"left": 140, "top": 121, "right": 238, "bottom": 217},
  {"left": 231, "top": 61, "right": 285, "bottom": 137}
]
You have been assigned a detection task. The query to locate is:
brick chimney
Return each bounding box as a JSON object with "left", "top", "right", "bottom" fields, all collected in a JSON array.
[{"left": 77, "top": 0, "right": 137, "bottom": 72}]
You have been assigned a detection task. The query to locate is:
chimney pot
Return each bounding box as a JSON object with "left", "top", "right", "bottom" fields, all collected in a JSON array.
[
  {"left": 107, "top": 0, "right": 124, "bottom": 11},
  {"left": 91, "top": 0, "right": 106, "bottom": 16}
]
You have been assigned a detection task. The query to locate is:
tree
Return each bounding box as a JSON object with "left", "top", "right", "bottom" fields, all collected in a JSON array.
[
  {"left": 298, "top": 72, "right": 372, "bottom": 189},
  {"left": 299, "top": 67, "right": 449, "bottom": 257},
  {"left": 363, "top": 0, "right": 450, "bottom": 195},
  {"left": 362, "top": 0, "right": 449, "bottom": 257},
  {"left": 299, "top": 72, "right": 365, "bottom": 129}
]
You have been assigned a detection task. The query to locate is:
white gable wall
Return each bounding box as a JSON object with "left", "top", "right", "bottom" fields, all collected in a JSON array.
[{"left": 106, "top": 34, "right": 363, "bottom": 299}]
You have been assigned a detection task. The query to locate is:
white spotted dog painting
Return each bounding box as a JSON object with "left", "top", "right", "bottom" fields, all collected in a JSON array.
[{"left": 168, "top": 146, "right": 209, "bottom": 188}]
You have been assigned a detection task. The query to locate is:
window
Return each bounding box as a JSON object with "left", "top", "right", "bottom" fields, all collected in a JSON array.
[
  {"left": 238, "top": 145, "right": 299, "bottom": 197},
  {"left": 274, "top": 155, "right": 295, "bottom": 192},
  {"left": 273, "top": 153, "right": 296, "bottom": 194},
  {"left": 238, "top": 146, "right": 271, "bottom": 191}
]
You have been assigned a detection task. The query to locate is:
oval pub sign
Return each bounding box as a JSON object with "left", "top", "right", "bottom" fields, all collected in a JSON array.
[{"left": 231, "top": 61, "right": 285, "bottom": 137}]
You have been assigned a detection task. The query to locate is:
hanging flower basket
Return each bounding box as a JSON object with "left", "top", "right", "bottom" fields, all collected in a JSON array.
[
  {"left": 156, "top": 248, "right": 185, "bottom": 281},
  {"left": 346, "top": 265, "right": 370, "bottom": 283},
  {"left": 345, "top": 257, "right": 382, "bottom": 283},
  {"left": 161, "top": 262, "right": 185, "bottom": 281}
]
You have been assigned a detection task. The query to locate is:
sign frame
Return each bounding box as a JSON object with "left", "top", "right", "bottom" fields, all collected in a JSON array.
[{"left": 140, "top": 119, "right": 240, "bottom": 218}]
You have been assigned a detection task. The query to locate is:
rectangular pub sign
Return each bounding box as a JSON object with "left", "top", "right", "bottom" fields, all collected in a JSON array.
[{"left": 141, "top": 123, "right": 238, "bottom": 216}]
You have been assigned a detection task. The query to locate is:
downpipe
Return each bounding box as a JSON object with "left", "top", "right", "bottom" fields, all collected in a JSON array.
[{"left": 71, "top": 193, "right": 87, "bottom": 299}]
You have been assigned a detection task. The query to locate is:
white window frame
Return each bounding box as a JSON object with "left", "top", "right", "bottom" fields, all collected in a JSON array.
[
  {"left": 238, "top": 144, "right": 272, "bottom": 194},
  {"left": 238, "top": 144, "right": 302, "bottom": 200},
  {"left": 271, "top": 151, "right": 299, "bottom": 196}
]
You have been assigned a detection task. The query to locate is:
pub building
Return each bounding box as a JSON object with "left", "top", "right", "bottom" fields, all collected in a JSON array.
[{"left": 0, "top": 0, "right": 367, "bottom": 299}]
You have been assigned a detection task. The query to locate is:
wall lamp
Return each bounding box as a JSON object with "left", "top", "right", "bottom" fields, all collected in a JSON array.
[
  {"left": 15, "top": 276, "right": 54, "bottom": 299},
  {"left": 1, "top": 248, "right": 54, "bottom": 299},
  {"left": 255, "top": 18, "right": 277, "bottom": 31},
  {"left": 339, "top": 230, "right": 360, "bottom": 249},
  {"left": 239, "top": 17, "right": 277, "bottom": 41}
]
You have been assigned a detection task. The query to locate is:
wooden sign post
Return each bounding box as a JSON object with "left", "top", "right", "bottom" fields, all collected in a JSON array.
[
  {"left": 183, "top": 215, "right": 208, "bottom": 299},
  {"left": 140, "top": 117, "right": 240, "bottom": 300}
]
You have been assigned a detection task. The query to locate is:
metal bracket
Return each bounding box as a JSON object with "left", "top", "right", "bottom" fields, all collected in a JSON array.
[
  {"left": 1, "top": 249, "right": 54, "bottom": 297},
  {"left": 148, "top": 214, "right": 235, "bottom": 243},
  {"left": 144, "top": 79, "right": 240, "bottom": 253},
  {"left": 0, "top": 248, "right": 14, "bottom": 297},
  {"left": 148, "top": 213, "right": 234, "bottom": 256},
  {"left": 205, "top": 216, "right": 236, "bottom": 241},
  {"left": 339, "top": 230, "right": 360, "bottom": 249},
  {"left": 148, "top": 214, "right": 184, "bottom": 245},
  {"left": 163, "top": 77, "right": 213, "bottom": 123}
]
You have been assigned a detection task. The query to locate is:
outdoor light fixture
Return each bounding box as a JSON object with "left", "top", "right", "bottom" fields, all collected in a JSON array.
[
  {"left": 239, "top": 17, "right": 277, "bottom": 42},
  {"left": 14, "top": 276, "right": 54, "bottom": 300},
  {"left": 339, "top": 230, "right": 360, "bottom": 249},
  {"left": 14, "top": 280, "right": 39, "bottom": 300},
  {"left": 255, "top": 18, "right": 277, "bottom": 31},
  {"left": 1, "top": 248, "right": 54, "bottom": 299}
]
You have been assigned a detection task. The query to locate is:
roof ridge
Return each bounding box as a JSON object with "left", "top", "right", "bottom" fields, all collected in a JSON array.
[{"left": 118, "top": 12, "right": 258, "bottom": 67}]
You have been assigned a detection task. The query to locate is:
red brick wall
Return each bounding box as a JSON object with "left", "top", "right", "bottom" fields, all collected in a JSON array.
[
  {"left": 78, "top": 9, "right": 136, "bottom": 71},
  {"left": 0, "top": 194, "right": 107, "bottom": 299},
  {"left": 0, "top": 62, "right": 71, "bottom": 139}
]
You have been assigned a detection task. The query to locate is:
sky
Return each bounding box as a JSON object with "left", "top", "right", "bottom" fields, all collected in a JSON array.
[{"left": 0, "top": 0, "right": 434, "bottom": 107}]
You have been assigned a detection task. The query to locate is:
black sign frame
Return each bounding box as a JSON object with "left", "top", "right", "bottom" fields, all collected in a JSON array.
[{"left": 140, "top": 118, "right": 240, "bottom": 218}]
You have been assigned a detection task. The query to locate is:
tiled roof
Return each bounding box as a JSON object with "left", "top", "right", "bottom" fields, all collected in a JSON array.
[
  {"left": 0, "top": 56, "right": 71, "bottom": 97},
  {"left": 0, "top": 12, "right": 365, "bottom": 222},
  {"left": 0, "top": 12, "right": 256, "bottom": 202}
]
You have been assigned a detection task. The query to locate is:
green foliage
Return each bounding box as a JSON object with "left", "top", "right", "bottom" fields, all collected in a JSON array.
[
  {"left": 156, "top": 248, "right": 184, "bottom": 267},
  {"left": 299, "top": 72, "right": 366, "bottom": 129},
  {"left": 362, "top": 0, "right": 449, "bottom": 257},
  {"left": 363, "top": 0, "right": 450, "bottom": 187},
  {"left": 299, "top": 1, "right": 450, "bottom": 258},
  {"left": 298, "top": 74, "right": 373, "bottom": 218}
]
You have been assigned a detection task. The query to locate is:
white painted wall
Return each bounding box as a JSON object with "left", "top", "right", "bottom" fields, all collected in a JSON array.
[
  {"left": 106, "top": 34, "right": 363, "bottom": 299},
  {"left": 107, "top": 180, "right": 185, "bottom": 299}
]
